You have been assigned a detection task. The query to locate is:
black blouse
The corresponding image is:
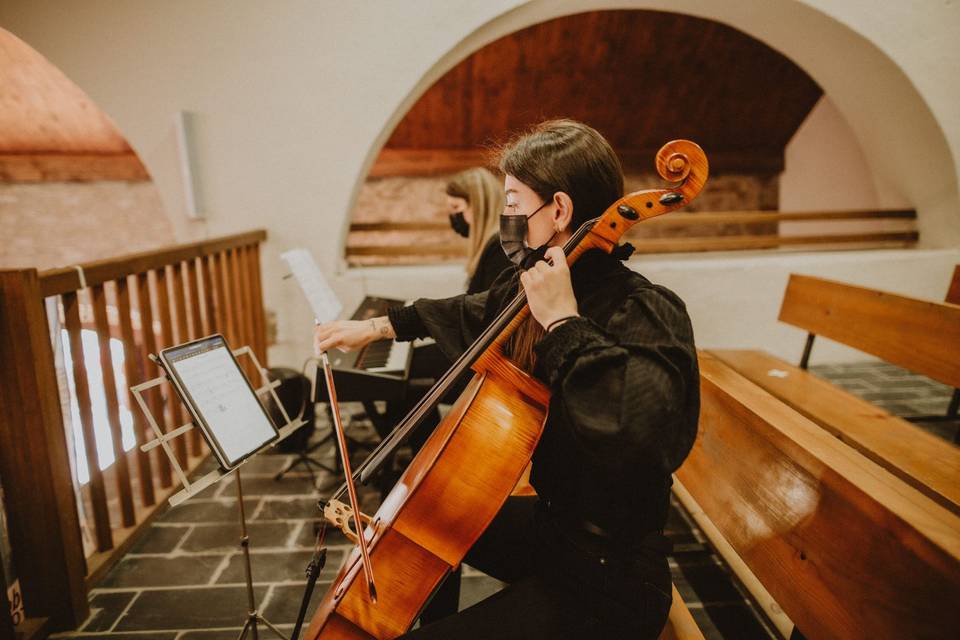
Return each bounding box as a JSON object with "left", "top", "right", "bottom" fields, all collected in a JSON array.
[
  {"left": 388, "top": 249, "right": 699, "bottom": 536},
  {"left": 466, "top": 234, "right": 514, "bottom": 295}
]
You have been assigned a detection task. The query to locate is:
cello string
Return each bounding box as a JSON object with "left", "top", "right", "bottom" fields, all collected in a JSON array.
[{"left": 326, "top": 218, "right": 599, "bottom": 502}]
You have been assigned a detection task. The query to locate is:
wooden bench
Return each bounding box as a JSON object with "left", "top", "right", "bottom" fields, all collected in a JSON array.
[
  {"left": 710, "top": 273, "right": 960, "bottom": 515},
  {"left": 659, "top": 586, "right": 705, "bottom": 640},
  {"left": 675, "top": 352, "right": 960, "bottom": 639}
]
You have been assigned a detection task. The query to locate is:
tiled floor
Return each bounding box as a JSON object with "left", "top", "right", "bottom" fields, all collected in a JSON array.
[{"left": 52, "top": 362, "right": 957, "bottom": 639}]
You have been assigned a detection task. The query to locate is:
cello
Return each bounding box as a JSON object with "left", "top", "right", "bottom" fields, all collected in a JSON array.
[{"left": 305, "top": 140, "right": 708, "bottom": 639}]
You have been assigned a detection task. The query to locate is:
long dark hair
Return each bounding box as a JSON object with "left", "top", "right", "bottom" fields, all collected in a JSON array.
[
  {"left": 499, "top": 119, "right": 624, "bottom": 230},
  {"left": 498, "top": 119, "right": 625, "bottom": 372}
]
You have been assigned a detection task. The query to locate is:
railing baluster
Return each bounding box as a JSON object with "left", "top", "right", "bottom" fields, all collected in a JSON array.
[
  {"left": 240, "top": 246, "right": 263, "bottom": 365},
  {"left": 249, "top": 243, "right": 269, "bottom": 365},
  {"left": 117, "top": 275, "right": 155, "bottom": 506},
  {"left": 229, "top": 248, "right": 254, "bottom": 379},
  {"left": 136, "top": 271, "right": 171, "bottom": 488},
  {"left": 183, "top": 259, "right": 206, "bottom": 456},
  {"left": 62, "top": 291, "right": 113, "bottom": 552},
  {"left": 170, "top": 262, "right": 201, "bottom": 455},
  {"left": 90, "top": 283, "right": 136, "bottom": 528},
  {"left": 200, "top": 255, "right": 217, "bottom": 336},
  {"left": 154, "top": 266, "right": 189, "bottom": 468},
  {"left": 233, "top": 248, "right": 254, "bottom": 349},
  {"left": 217, "top": 251, "right": 237, "bottom": 345}
]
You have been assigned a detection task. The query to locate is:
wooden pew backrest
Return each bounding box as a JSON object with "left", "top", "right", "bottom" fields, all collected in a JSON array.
[
  {"left": 678, "top": 353, "right": 960, "bottom": 640},
  {"left": 778, "top": 274, "right": 960, "bottom": 388}
]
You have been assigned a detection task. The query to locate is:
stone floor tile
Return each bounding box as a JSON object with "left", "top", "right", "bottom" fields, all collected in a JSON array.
[
  {"left": 701, "top": 603, "right": 776, "bottom": 640},
  {"left": 260, "top": 582, "right": 329, "bottom": 626},
  {"left": 254, "top": 497, "right": 321, "bottom": 521},
  {"left": 690, "top": 606, "right": 724, "bottom": 640},
  {"left": 114, "top": 586, "right": 269, "bottom": 631},
  {"left": 459, "top": 574, "right": 506, "bottom": 610},
  {"left": 99, "top": 554, "right": 227, "bottom": 589},
  {"left": 181, "top": 522, "right": 295, "bottom": 553},
  {"left": 237, "top": 453, "right": 294, "bottom": 475},
  {"left": 294, "top": 520, "right": 350, "bottom": 548},
  {"left": 127, "top": 525, "right": 189, "bottom": 554},
  {"left": 159, "top": 499, "right": 260, "bottom": 524},
  {"left": 215, "top": 549, "right": 343, "bottom": 584},
  {"left": 675, "top": 561, "right": 744, "bottom": 605},
  {"left": 219, "top": 474, "right": 317, "bottom": 496},
  {"left": 81, "top": 591, "right": 138, "bottom": 632},
  {"left": 54, "top": 633, "right": 178, "bottom": 639},
  {"left": 176, "top": 631, "right": 250, "bottom": 640}
]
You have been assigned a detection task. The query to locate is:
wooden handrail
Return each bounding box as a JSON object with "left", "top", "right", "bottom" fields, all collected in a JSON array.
[
  {"left": 348, "top": 209, "right": 916, "bottom": 232},
  {"left": 39, "top": 230, "right": 267, "bottom": 297},
  {"left": 345, "top": 231, "right": 918, "bottom": 259}
]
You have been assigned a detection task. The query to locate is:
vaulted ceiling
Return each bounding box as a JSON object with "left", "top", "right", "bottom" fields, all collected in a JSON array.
[
  {"left": 0, "top": 27, "right": 146, "bottom": 181},
  {"left": 377, "top": 10, "right": 823, "bottom": 176}
]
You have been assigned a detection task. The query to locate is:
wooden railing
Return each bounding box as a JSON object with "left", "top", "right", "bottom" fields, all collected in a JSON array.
[
  {"left": 0, "top": 230, "right": 267, "bottom": 632},
  {"left": 345, "top": 208, "right": 917, "bottom": 264}
]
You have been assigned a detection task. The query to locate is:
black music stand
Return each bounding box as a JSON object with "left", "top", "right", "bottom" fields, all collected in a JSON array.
[{"left": 132, "top": 344, "right": 306, "bottom": 640}]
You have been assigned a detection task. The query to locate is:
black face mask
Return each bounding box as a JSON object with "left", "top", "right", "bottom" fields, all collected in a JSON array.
[
  {"left": 499, "top": 201, "right": 557, "bottom": 269},
  {"left": 448, "top": 211, "right": 470, "bottom": 238}
]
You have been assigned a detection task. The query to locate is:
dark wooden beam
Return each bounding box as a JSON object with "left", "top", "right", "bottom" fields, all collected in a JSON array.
[
  {"left": 0, "top": 153, "right": 149, "bottom": 182},
  {"left": 369, "top": 147, "right": 785, "bottom": 178}
]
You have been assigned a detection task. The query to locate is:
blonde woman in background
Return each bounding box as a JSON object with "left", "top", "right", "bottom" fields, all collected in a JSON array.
[{"left": 445, "top": 167, "right": 514, "bottom": 294}]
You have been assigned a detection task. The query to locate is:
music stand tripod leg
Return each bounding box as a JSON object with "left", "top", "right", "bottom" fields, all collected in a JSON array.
[{"left": 234, "top": 470, "right": 287, "bottom": 640}]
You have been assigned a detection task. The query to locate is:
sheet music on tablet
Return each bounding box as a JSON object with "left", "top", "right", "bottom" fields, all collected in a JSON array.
[
  {"left": 281, "top": 248, "right": 342, "bottom": 324},
  {"left": 163, "top": 337, "right": 277, "bottom": 468}
]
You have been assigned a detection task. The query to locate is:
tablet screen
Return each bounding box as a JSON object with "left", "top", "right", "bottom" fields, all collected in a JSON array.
[{"left": 161, "top": 335, "right": 277, "bottom": 468}]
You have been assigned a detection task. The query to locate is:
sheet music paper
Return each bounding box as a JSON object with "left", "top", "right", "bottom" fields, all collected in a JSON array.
[
  {"left": 167, "top": 341, "right": 276, "bottom": 465},
  {"left": 281, "top": 248, "right": 342, "bottom": 323}
]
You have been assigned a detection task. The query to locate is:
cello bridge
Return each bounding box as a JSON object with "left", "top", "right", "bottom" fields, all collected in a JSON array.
[{"left": 323, "top": 499, "right": 376, "bottom": 545}]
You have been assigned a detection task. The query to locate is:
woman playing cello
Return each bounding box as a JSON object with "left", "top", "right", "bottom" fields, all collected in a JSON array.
[{"left": 314, "top": 119, "right": 700, "bottom": 638}]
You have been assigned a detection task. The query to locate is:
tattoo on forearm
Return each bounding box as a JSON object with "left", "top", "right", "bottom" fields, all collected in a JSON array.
[{"left": 370, "top": 317, "right": 390, "bottom": 338}]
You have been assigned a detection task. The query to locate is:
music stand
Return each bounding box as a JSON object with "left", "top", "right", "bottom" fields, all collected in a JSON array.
[{"left": 131, "top": 342, "right": 306, "bottom": 640}]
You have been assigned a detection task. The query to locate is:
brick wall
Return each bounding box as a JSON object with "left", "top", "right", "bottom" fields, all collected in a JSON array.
[
  {"left": 0, "top": 181, "right": 174, "bottom": 270},
  {"left": 347, "top": 172, "right": 779, "bottom": 264}
]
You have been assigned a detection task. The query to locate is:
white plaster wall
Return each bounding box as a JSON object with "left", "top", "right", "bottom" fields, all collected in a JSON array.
[
  {"left": 352, "top": 247, "right": 960, "bottom": 364},
  {"left": 1, "top": 0, "right": 956, "bottom": 367},
  {"left": 782, "top": 95, "right": 884, "bottom": 212}
]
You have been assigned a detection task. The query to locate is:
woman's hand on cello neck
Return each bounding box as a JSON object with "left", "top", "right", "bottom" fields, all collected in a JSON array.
[
  {"left": 520, "top": 246, "right": 580, "bottom": 332},
  {"left": 314, "top": 315, "right": 396, "bottom": 355}
]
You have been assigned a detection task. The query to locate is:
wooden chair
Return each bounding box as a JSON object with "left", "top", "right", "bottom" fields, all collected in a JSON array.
[
  {"left": 711, "top": 273, "right": 960, "bottom": 514},
  {"left": 675, "top": 353, "right": 960, "bottom": 639}
]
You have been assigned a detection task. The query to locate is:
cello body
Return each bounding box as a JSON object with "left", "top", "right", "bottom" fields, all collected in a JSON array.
[
  {"left": 305, "top": 140, "right": 708, "bottom": 639},
  {"left": 305, "top": 355, "right": 549, "bottom": 639}
]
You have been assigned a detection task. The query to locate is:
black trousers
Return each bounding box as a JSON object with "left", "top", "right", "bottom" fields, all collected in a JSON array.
[{"left": 400, "top": 496, "right": 673, "bottom": 639}]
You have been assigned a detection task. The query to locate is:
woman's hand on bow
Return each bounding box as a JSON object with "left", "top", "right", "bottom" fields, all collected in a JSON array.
[
  {"left": 520, "top": 246, "right": 579, "bottom": 331},
  {"left": 314, "top": 316, "right": 395, "bottom": 355}
]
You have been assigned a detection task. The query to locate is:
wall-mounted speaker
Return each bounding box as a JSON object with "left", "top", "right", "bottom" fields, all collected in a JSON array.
[{"left": 174, "top": 110, "right": 204, "bottom": 219}]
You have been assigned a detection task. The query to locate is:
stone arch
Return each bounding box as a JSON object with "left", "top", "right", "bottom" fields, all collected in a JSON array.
[{"left": 349, "top": 0, "right": 958, "bottom": 249}]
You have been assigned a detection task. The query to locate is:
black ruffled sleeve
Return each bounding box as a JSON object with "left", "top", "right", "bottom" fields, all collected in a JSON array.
[{"left": 533, "top": 285, "right": 699, "bottom": 474}]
